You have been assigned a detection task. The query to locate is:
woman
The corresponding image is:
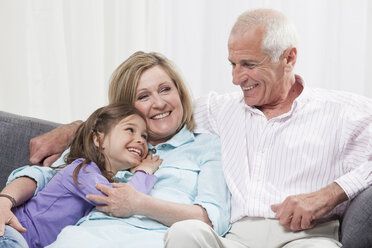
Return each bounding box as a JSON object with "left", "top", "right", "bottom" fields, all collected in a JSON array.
[{"left": 0, "top": 52, "right": 230, "bottom": 247}]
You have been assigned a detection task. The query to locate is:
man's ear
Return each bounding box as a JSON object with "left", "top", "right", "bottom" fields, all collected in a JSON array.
[
  {"left": 93, "top": 132, "right": 105, "bottom": 149},
  {"left": 282, "top": 47, "right": 297, "bottom": 71}
]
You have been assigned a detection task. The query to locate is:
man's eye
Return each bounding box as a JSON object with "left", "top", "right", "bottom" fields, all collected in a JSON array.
[
  {"left": 243, "top": 63, "right": 256, "bottom": 68},
  {"left": 230, "top": 62, "right": 236, "bottom": 67}
]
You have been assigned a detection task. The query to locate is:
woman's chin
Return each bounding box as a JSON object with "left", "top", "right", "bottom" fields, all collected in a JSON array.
[{"left": 149, "top": 127, "right": 177, "bottom": 140}]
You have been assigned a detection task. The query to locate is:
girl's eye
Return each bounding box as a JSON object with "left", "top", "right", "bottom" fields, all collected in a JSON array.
[
  {"left": 126, "top": 128, "right": 134, "bottom": 133},
  {"left": 141, "top": 134, "right": 148, "bottom": 140}
]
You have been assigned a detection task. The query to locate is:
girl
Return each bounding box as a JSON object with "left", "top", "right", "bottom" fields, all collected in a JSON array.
[{"left": 0, "top": 102, "right": 161, "bottom": 248}]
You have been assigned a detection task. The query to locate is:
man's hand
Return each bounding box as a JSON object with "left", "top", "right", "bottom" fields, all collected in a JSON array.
[
  {"left": 29, "top": 121, "right": 82, "bottom": 166},
  {"left": 0, "top": 199, "right": 26, "bottom": 236},
  {"left": 86, "top": 183, "right": 143, "bottom": 218},
  {"left": 271, "top": 183, "right": 348, "bottom": 231}
]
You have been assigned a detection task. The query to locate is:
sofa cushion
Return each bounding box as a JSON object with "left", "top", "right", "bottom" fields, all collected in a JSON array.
[{"left": 0, "top": 111, "right": 60, "bottom": 187}]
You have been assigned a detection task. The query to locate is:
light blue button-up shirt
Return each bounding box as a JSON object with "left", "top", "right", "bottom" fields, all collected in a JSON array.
[{"left": 8, "top": 126, "right": 231, "bottom": 238}]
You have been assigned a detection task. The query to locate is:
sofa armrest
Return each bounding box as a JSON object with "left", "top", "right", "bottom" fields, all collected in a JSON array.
[
  {"left": 341, "top": 186, "right": 372, "bottom": 247},
  {"left": 0, "top": 111, "right": 61, "bottom": 187}
]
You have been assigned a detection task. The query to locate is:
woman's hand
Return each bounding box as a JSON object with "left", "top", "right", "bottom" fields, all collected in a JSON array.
[
  {"left": 86, "top": 183, "right": 141, "bottom": 218},
  {"left": 29, "top": 120, "right": 82, "bottom": 166},
  {"left": 87, "top": 183, "right": 212, "bottom": 228},
  {"left": 0, "top": 199, "right": 26, "bottom": 236}
]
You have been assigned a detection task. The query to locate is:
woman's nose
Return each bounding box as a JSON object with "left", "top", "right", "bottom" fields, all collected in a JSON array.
[{"left": 152, "top": 94, "right": 166, "bottom": 108}]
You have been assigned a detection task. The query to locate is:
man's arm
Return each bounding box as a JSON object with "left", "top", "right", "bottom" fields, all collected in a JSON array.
[
  {"left": 271, "top": 182, "right": 348, "bottom": 231},
  {"left": 29, "top": 120, "right": 82, "bottom": 166},
  {"left": 272, "top": 99, "right": 372, "bottom": 232}
]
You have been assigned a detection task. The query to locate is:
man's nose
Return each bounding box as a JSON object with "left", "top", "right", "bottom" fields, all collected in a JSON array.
[{"left": 232, "top": 65, "right": 243, "bottom": 85}]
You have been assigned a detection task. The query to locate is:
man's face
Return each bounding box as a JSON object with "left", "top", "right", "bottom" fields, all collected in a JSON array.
[{"left": 228, "top": 25, "right": 288, "bottom": 108}]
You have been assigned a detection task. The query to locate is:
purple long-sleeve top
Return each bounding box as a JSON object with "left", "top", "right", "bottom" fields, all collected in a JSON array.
[{"left": 12, "top": 158, "right": 157, "bottom": 248}]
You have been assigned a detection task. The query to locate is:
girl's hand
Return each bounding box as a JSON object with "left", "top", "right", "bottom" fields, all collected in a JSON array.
[
  {"left": 130, "top": 154, "right": 162, "bottom": 174},
  {"left": 0, "top": 199, "right": 26, "bottom": 236}
]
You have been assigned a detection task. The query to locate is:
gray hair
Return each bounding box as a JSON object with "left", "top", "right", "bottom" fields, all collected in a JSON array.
[{"left": 231, "top": 9, "right": 299, "bottom": 62}]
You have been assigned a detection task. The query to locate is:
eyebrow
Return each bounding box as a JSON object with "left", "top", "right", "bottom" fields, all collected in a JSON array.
[
  {"left": 117, "top": 121, "right": 137, "bottom": 128},
  {"left": 229, "top": 58, "right": 259, "bottom": 64}
]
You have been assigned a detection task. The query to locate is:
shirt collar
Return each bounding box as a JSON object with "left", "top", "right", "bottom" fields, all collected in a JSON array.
[
  {"left": 148, "top": 125, "right": 194, "bottom": 149},
  {"left": 242, "top": 74, "right": 310, "bottom": 115},
  {"left": 292, "top": 74, "right": 311, "bottom": 110}
]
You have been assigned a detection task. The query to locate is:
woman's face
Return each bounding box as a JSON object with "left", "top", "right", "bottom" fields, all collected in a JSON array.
[{"left": 134, "top": 66, "right": 184, "bottom": 146}]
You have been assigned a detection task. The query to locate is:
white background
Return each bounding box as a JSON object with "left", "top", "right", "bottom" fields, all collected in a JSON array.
[{"left": 1, "top": 0, "right": 371, "bottom": 123}]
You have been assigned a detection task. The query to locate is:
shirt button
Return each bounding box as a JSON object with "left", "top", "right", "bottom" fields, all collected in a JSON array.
[
  {"left": 149, "top": 148, "right": 157, "bottom": 154},
  {"left": 161, "top": 144, "right": 166, "bottom": 148}
]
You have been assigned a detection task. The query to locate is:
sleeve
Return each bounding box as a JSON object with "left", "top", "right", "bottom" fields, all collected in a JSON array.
[
  {"left": 63, "top": 163, "right": 157, "bottom": 206},
  {"left": 193, "top": 92, "right": 221, "bottom": 134},
  {"left": 6, "top": 148, "right": 71, "bottom": 196},
  {"left": 193, "top": 134, "right": 231, "bottom": 236},
  {"left": 6, "top": 165, "right": 59, "bottom": 196},
  {"left": 50, "top": 148, "right": 70, "bottom": 167},
  {"left": 335, "top": 101, "right": 372, "bottom": 199},
  {"left": 129, "top": 171, "right": 157, "bottom": 195},
  {"left": 62, "top": 164, "right": 113, "bottom": 206}
]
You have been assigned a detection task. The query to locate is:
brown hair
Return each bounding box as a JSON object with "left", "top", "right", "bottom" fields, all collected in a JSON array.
[
  {"left": 108, "top": 51, "right": 194, "bottom": 132},
  {"left": 65, "top": 102, "right": 145, "bottom": 184}
]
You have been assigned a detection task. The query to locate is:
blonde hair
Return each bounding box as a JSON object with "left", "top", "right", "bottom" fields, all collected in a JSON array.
[
  {"left": 231, "top": 8, "right": 299, "bottom": 62},
  {"left": 108, "top": 51, "right": 194, "bottom": 131}
]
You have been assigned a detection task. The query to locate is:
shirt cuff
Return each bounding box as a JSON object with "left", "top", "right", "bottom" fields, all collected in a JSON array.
[
  {"left": 335, "top": 169, "right": 370, "bottom": 199},
  {"left": 6, "top": 165, "right": 57, "bottom": 196},
  {"left": 193, "top": 201, "right": 231, "bottom": 236}
]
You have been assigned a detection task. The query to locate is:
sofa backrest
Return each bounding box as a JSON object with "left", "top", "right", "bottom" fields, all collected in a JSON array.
[{"left": 0, "top": 111, "right": 60, "bottom": 187}]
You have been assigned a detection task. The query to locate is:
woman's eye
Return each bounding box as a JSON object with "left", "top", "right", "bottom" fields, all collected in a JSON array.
[
  {"left": 160, "top": 87, "right": 171, "bottom": 93},
  {"left": 126, "top": 128, "right": 134, "bottom": 133},
  {"left": 137, "top": 94, "right": 148, "bottom": 100},
  {"left": 141, "top": 134, "right": 148, "bottom": 140}
]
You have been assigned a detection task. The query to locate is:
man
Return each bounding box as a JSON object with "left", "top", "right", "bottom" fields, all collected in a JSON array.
[{"left": 163, "top": 8, "right": 372, "bottom": 247}]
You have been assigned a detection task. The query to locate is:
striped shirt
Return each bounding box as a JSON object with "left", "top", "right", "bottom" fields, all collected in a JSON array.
[{"left": 193, "top": 76, "right": 372, "bottom": 223}]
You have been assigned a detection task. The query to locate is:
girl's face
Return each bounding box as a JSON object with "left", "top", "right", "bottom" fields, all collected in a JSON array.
[
  {"left": 134, "top": 65, "right": 184, "bottom": 146},
  {"left": 98, "top": 114, "right": 148, "bottom": 174}
]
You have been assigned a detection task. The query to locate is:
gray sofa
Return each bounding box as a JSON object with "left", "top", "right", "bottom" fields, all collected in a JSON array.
[
  {"left": 0, "top": 110, "right": 371, "bottom": 247},
  {"left": 0, "top": 111, "right": 60, "bottom": 186}
]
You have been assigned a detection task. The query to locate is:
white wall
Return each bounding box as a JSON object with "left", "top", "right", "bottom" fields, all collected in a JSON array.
[{"left": 0, "top": 0, "right": 371, "bottom": 123}]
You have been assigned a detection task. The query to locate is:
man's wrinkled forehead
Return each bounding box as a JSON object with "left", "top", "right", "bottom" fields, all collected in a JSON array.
[{"left": 228, "top": 25, "right": 264, "bottom": 52}]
